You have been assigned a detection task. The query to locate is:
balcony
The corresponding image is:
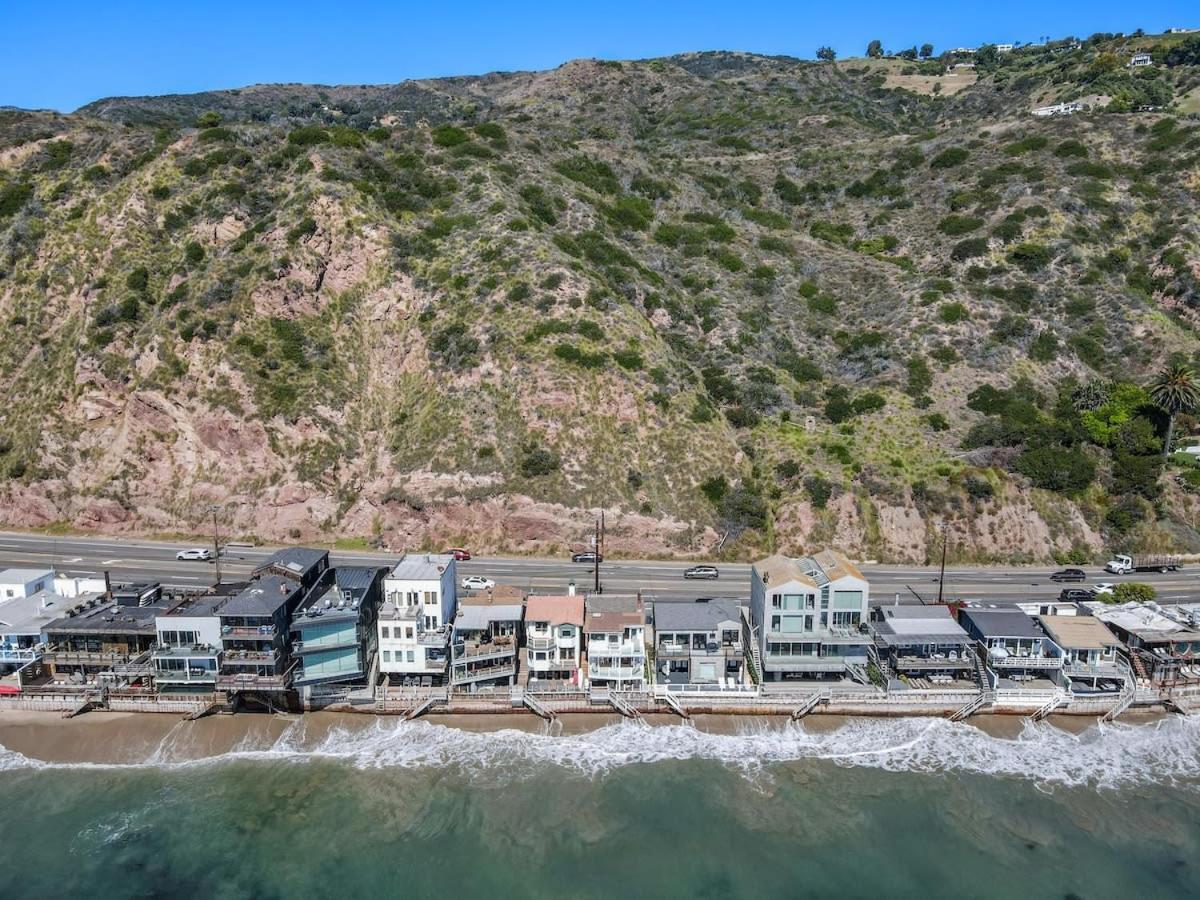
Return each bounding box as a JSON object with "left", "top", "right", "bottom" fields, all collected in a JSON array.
[
  {"left": 657, "top": 643, "right": 741, "bottom": 659},
  {"left": 153, "top": 645, "right": 220, "bottom": 660},
  {"left": 589, "top": 664, "right": 644, "bottom": 681},
  {"left": 453, "top": 637, "right": 516, "bottom": 663},
  {"left": 42, "top": 650, "right": 128, "bottom": 667},
  {"left": 528, "top": 655, "right": 579, "bottom": 671},
  {"left": 589, "top": 642, "right": 644, "bottom": 657},
  {"left": 216, "top": 672, "right": 289, "bottom": 691},
  {"left": 988, "top": 654, "right": 1062, "bottom": 670},
  {"left": 222, "top": 648, "right": 281, "bottom": 665},
  {"left": 451, "top": 661, "right": 516, "bottom": 685},
  {"left": 154, "top": 667, "right": 218, "bottom": 684},
  {"left": 527, "top": 635, "right": 557, "bottom": 651},
  {"left": 763, "top": 655, "right": 850, "bottom": 672},
  {"left": 0, "top": 646, "right": 40, "bottom": 663},
  {"left": 222, "top": 625, "right": 276, "bottom": 639},
  {"left": 417, "top": 629, "right": 449, "bottom": 648}
]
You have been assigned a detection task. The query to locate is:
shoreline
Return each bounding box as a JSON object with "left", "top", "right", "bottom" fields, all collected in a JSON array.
[{"left": 0, "top": 707, "right": 1172, "bottom": 767}]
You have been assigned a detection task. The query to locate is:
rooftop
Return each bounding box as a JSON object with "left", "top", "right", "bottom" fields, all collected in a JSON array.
[
  {"left": 156, "top": 593, "right": 231, "bottom": 619},
  {"left": 653, "top": 599, "right": 743, "bottom": 632},
  {"left": 752, "top": 554, "right": 817, "bottom": 589},
  {"left": 1037, "top": 615, "right": 1120, "bottom": 651},
  {"left": 524, "top": 594, "right": 585, "bottom": 627},
  {"left": 1088, "top": 602, "right": 1200, "bottom": 641},
  {"left": 387, "top": 553, "right": 455, "bottom": 581},
  {"left": 462, "top": 584, "right": 525, "bottom": 607},
  {"left": 254, "top": 547, "right": 328, "bottom": 582},
  {"left": 874, "top": 605, "right": 971, "bottom": 645},
  {"left": 808, "top": 550, "right": 865, "bottom": 584},
  {"left": 220, "top": 575, "right": 303, "bottom": 618},
  {"left": 959, "top": 608, "right": 1044, "bottom": 640},
  {"left": 0, "top": 589, "right": 92, "bottom": 635},
  {"left": 334, "top": 566, "right": 387, "bottom": 594},
  {"left": 455, "top": 602, "right": 524, "bottom": 632},
  {"left": 585, "top": 606, "right": 645, "bottom": 635},
  {"left": 43, "top": 600, "right": 173, "bottom": 635},
  {"left": 0, "top": 568, "right": 55, "bottom": 584}
]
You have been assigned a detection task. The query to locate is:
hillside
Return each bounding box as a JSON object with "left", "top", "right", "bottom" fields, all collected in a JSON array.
[{"left": 2, "top": 33, "right": 1200, "bottom": 563}]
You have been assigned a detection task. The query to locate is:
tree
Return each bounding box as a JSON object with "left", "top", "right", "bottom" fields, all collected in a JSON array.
[
  {"left": 1149, "top": 364, "right": 1200, "bottom": 457},
  {"left": 1109, "top": 582, "right": 1156, "bottom": 604},
  {"left": 816, "top": 46, "right": 837, "bottom": 62},
  {"left": 196, "top": 111, "right": 221, "bottom": 129},
  {"left": 866, "top": 39, "right": 884, "bottom": 58},
  {"left": 920, "top": 43, "right": 934, "bottom": 59},
  {"left": 899, "top": 47, "right": 918, "bottom": 61}
]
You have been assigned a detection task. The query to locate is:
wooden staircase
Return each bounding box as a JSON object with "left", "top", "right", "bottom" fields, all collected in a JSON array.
[
  {"left": 522, "top": 691, "right": 556, "bottom": 721},
  {"left": 949, "top": 690, "right": 992, "bottom": 722},
  {"left": 1030, "top": 693, "right": 1066, "bottom": 722},
  {"left": 1101, "top": 685, "right": 1136, "bottom": 723},
  {"left": 660, "top": 690, "right": 690, "bottom": 719},
  {"left": 791, "top": 691, "right": 828, "bottom": 720},
  {"left": 608, "top": 691, "right": 641, "bottom": 719}
]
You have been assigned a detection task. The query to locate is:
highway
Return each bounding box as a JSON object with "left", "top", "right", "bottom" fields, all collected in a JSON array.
[{"left": 1, "top": 531, "right": 1197, "bottom": 606}]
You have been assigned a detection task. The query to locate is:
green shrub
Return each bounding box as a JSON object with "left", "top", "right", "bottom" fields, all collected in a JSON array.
[
  {"left": 930, "top": 147, "right": 969, "bottom": 169},
  {"left": 804, "top": 474, "right": 832, "bottom": 508},
  {"left": 1109, "top": 582, "right": 1156, "bottom": 604},
  {"left": 520, "top": 444, "right": 561, "bottom": 477},
  {"left": 431, "top": 125, "right": 470, "bottom": 147},
  {"left": 938, "top": 215, "right": 984, "bottom": 236},
  {"left": 287, "top": 125, "right": 330, "bottom": 147},
  {"left": 1008, "top": 242, "right": 1052, "bottom": 271},
  {"left": 700, "top": 475, "right": 729, "bottom": 503},
  {"left": 951, "top": 237, "right": 988, "bottom": 261},
  {"left": 1014, "top": 446, "right": 1095, "bottom": 495},
  {"left": 1004, "top": 135, "right": 1048, "bottom": 156},
  {"left": 287, "top": 217, "right": 317, "bottom": 243},
  {"left": 184, "top": 241, "right": 205, "bottom": 264},
  {"left": 0, "top": 181, "right": 34, "bottom": 219},
  {"left": 553, "top": 155, "right": 620, "bottom": 194},
  {"left": 939, "top": 302, "right": 969, "bottom": 323},
  {"left": 926, "top": 412, "right": 950, "bottom": 431},
  {"left": 553, "top": 342, "right": 607, "bottom": 368},
  {"left": 1054, "top": 140, "right": 1088, "bottom": 158}
]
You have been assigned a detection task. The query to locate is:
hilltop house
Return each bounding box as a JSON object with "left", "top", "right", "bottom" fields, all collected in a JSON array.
[
  {"left": 871, "top": 605, "right": 976, "bottom": 684},
  {"left": 290, "top": 566, "right": 386, "bottom": 700},
  {"left": 584, "top": 594, "right": 646, "bottom": 690},
  {"left": 958, "top": 608, "right": 1061, "bottom": 689},
  {"left": 523, "top": 591, "right": 585, "bottom": 688},
  {"left": 1129, "top": 52, "right": 1153, "bottom": 67},
  {"left": 450, "top": 585, "right": 524, "bottom": 691},
  {"left": 652, "top": 599, "right": 745, "bottom": 686},
  {"left": 749, "top": 551, "right": 871, "bottom": 682},
  {"left": 377, "top": 554, "right": 457, "bottom": 686}
]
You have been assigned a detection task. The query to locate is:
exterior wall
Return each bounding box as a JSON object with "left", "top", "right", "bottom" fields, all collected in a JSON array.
[
  {"left": 525, "top": 620, "right": 582, "bottom": 682},
  {"left": 0, "top": 572, "right": 52, "bottom": 601},
  {"left": 377, "top": 564, "right": 456, "bottom": 678},
  {"left": 586, "top": 627, "right": 646, "bottom": 689}
]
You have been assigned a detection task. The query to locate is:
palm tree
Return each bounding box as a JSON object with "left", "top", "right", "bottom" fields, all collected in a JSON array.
[{"left": 1149, "top": 364, "right": 1200, "bottom": 458}]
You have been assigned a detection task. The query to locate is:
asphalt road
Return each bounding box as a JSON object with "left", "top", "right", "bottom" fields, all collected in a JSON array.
[{"left": 2, "top": 531, "right": 1197, "bottom": 606}]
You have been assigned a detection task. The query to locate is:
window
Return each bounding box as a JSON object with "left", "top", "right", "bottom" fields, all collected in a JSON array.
[
  {"left": 405, "top": 627, "right": 414, "bottom": 639},
  {"left": 722, "top": 630, "right": 739, "bottom": 646},
  {"left": 381, "top": 627, "right": 390, "bottom": 639},
  {"left": 805, "top": 595, "right": 815, "bottom": 610},
  {"left": 382, "top": 650, "right": 391, "bottom": 662},
  {"left": 771, "top": 594, "right": 782, "bottom": 609},
  {"left": 406, "top": 651, "right": 414, "bottom": 663},
  {"left": 535, "top": 652, "right": 546, "bottom": 661},
  {"left": 771, "top": 615, "right": 781, "bottom": 631}
]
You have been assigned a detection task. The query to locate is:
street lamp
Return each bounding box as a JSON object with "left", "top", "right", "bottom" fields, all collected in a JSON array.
[{"left": 209, "top": 504, "right": 222, "bottom": 585}]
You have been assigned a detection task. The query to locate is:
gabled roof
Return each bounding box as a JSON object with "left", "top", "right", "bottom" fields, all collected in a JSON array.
[
  {"left": 585, "top": 609, "right": 645, "bottom": 634},
  {"left": 524, "top": 594, "right": 584, "bottom": 627},
  {"left": 810, "top": 550, "right": 865, "bottom": 583},
  {"left": 752, "top": 555, "right": 818, "bottom": 589},
  {"left": 254, "top": 547, "right": 328, "bottom": 582}
]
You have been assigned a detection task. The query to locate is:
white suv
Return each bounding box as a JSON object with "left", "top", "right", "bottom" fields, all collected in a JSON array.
[{"left": 175, "top": 548, "right": 213, "bottom": 561}]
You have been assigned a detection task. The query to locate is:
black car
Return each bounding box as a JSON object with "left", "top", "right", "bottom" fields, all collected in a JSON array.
[
  {"left": 683, "top": 565, "right": 720, "bottom": 580},
  {"left": 1058, "top": 588, "right": 1095, "bottom": 602},
  {"left": 1049, "top": 568, "right": 1087, "bottom": 583},
  {"left": 571, "top": 551, "right": 602, "bottom": 564}
]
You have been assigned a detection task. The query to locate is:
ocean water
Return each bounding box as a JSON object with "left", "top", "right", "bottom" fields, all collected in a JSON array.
[{"left": 1, "top": 716, "right": 1198, "bottom": 899}]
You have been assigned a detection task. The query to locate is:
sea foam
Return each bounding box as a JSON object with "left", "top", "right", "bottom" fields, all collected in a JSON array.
[{"left": 2, "top": 715, "right": 1198, "bottom": 790}]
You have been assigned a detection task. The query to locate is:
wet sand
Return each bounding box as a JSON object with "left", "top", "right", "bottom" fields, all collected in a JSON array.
[{"left": 0, "top": 707, "right": 1150, "bottom": 766}]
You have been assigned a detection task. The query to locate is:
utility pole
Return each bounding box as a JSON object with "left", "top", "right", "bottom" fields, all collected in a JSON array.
[
  {"left": 593, "top": 510, "right": 605, "bottom": 594},
  {"left": 210, "top": 504, "right": 222, "bottom": 585},
  {"left": 936, "top": 524, "right": 948, "bottom": 606}
]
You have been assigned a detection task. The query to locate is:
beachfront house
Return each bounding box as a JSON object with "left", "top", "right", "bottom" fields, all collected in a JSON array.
[
  {"left": 40, "top": 597, "right": 168, "bottom": 687},
  {"left": 450, "top": 585, "right": 524, "bottom": 691},
  {"left": 749, "top": 551, "right": 871, "bottom": 683},
  {"left": 216, "top": 548, "right": 330, "bottom": 698},
  {"left": 652, "top": 599, "right": 746, "bottom": 687},
  {"left": 0, "top": 568, "right": 53, "bottom": 601},
  {"left": 870, "top": 605, "right": 977, "bottom": 685},
  {"left": 0, "top": 589, "right": 79, "bottom": 680},
  {"left": 290, "top": 566, "right": 387, "bottom": 699},
  {"left": 1037, "top": 614, "right": 1125, "bottom": 693},
  {"left": 584, "top": 594, "right": 647, "bottom": 691},
  {"left": 152, "top": 592, "right": 234, "bottom": 694},
  {"left": 377, "top": 554, "right": 457, "bottom": 686},
  {"left": 1087, "top": 602, "right": 1200, "bottom": 687},
  {"left": 958, "top": 608, "right": 1061, "bottom": 688},
  {"left": 523, "top": 591, "right": 585, "bottom": 688}
]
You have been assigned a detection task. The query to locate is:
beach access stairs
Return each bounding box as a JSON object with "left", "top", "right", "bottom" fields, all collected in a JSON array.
[
  {"left": 949, "top": 689, "right": 993, "bottom": 722},
  {"left": 791, "top": 690, "right": 829, "bottom": 720},
  {"left": 520, "top": 689, "right": 556, "bottom": 721},
  {"left": 659, "top": 690, "right": 689, "bottom": 719},
  {"left": 1030, "top": 692, "right": 1067, "bottom": 722}
]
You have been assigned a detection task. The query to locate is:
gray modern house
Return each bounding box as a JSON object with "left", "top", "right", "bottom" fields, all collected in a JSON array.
[
  {"left": 958, "top": 607, "right": 1062, "bottom": 687},
  {"left": 290, "top": 566, "right": 387, "bottom": 699},
  {"left": 652, "top": 599, "right": 745, "bottom": 686},
  {"left": 871, "top": 605, "right": 977, "bottom": 683}
]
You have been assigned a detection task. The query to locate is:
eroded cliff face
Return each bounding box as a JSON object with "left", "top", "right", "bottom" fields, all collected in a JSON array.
[{"left": 2, "top": 48, "right": 1199, "bottom": 561}]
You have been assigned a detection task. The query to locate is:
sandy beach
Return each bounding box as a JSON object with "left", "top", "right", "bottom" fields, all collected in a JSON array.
[{"left": 0, "top": 707, "right": 1157, "bottom": 765}]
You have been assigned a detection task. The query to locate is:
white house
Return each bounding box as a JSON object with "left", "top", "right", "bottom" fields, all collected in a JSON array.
[
  {"left": 0, "top": 568, "right": 53, "bottom": 601},
  {"left": 524, "top": 590, "right": 585, "bottom": 687},
  {"left": 153, "top": 593, "right": 229, "bottom": 693},
  {"left": 1032, "top": 101, "right": 1083, "bottom": 117},
  {"left": 1129, "top": 52, "right": 1153, "bottom": 68},
  {"left": 749, "top": 550, "right": 871, "bottom": 682},
  {"left": 53, "top": 574, "right": 108, "bottom": 598},
  {"left": 584, "top": 594, "right": 646, "bottom": 690},
  {"left": 377, "top": 554, "right": 457, "bottom": 684},
  {"left": 996, "top": 43, "right": 1015, "bottom": 53}
]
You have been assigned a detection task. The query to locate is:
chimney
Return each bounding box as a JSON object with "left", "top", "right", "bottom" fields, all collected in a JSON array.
[
  {"left": 104, "top": 570, "right": 112, "bottom": 600},
  {"left": 568, "top": 581, "right": 576, "bottom": 597}
]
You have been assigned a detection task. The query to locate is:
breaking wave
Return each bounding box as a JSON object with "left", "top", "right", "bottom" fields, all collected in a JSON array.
[{"left": 1, "top": 715, "right": 1198, "bottom": 790}]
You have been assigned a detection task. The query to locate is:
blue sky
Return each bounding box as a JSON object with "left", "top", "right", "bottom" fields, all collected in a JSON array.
[{"left": 3, "top": 0, "right": 1196, "bottom": 111}]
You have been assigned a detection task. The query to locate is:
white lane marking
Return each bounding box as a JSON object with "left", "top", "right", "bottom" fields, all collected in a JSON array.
[
  {"left": 100, "top": 559, "right": 122, "bottom": 565},
  {"left": 63, "top": 557, "right": 83, "bottom": 563}
]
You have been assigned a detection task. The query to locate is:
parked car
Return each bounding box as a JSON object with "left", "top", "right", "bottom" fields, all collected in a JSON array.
[
  {"left": 571, "top": 551, "right": 602, "bottom": 564},
  {"left": 175, "top": 548, "right": 213, "bottom": 561},
  {"left": 1049, "top": 568, "right": 1087, "bottom": 583},
  {"left": 445, "top": 547, "right": 471, "bottom": 561},
  {"left": 683, "top": 565, "right": 720, "bottom": 580},
  {"left": 461, "top": 575, "right": 495, "bottom": 591},
  {"left": 1094, "top": 582, "right": 1115, "bottom": 596},
  {"left": 1058, "top": 588, "right": 1095, "bottom": 602}
]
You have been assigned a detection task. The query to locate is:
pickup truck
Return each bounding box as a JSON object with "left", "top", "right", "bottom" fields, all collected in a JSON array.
[{"left": 1103, "top": 554, "right": 1182, "bottom": 575}]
